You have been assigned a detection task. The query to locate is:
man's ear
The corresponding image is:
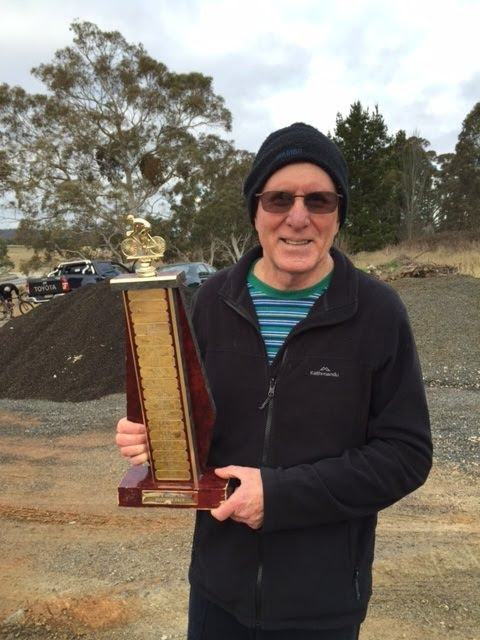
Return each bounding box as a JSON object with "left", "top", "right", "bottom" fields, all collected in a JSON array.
[{"left": 253, "top": 209, "right": 259, "bottom": 233}]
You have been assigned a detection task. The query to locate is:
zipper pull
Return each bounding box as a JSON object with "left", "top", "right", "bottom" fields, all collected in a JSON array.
[{"left": 259, "top": 378, "right": 276, "bottom": 410}]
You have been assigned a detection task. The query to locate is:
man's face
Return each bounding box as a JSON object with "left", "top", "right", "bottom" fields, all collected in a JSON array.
[{"left": 254, "top": 162, "right": 340, "bottom": 290}]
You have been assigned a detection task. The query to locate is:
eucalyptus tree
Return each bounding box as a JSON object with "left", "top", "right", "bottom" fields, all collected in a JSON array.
[
  {"left": 401, "top": 134, "right": 438, "bottom": 239},
  {"left": 0, "top": 20, "right": 231, "bottom": 261},
  {"left": 165, "top": 145, "right": 255, "bottom": 265},
  {"left": 0, "top": 237, "right": 14, "bottom": 272}
]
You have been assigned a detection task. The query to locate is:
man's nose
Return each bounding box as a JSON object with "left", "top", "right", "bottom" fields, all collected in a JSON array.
[{"left": 286, "top": 197, "right": 310, "bottom": 227}]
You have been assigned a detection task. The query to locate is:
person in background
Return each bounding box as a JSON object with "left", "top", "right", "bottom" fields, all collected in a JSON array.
[
  {"left": 116, "top": 123, "right": 432, "bottom": 640},
  {"left": 0, "top": 282, "right": 20, "bottom": 315}
]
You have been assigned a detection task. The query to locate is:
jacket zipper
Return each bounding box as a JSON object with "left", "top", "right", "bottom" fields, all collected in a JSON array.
[
  {"left": 222, "top": 296, "right": 291, "bottom": 629},
  {"left": 260, "top": 348, "right": 287, "bottom": 465},
  {"left": 254, "top": 377, "right": 276, "bottom": 630},
  {"left": 259, "top": 376, "right": 276, "bottom": 464},
  {"left": 353, "top": 566, "right": 360, "bottom": 600},
  {"left": 255, "top": 349, "right": 288, "bottom": 628},
  {"left": 255, "top": 548, "right": 264, "bottom": 630},
  {"left": 258, "top": 377, "right": 275, "bottom": 410}
]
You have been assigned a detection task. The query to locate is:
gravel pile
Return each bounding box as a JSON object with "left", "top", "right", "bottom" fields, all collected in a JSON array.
[
  {"left": 0, "top": 281, "right": 126, "bottom": 402},
  {"left": 392, "top": 274, "right": 480, "bottom": 390},
  {"left": 0, "top": 271, "right": 478, "bottom": 476},
  {"left": 0, "top": 272, "right": 479, "bottom": 401}
]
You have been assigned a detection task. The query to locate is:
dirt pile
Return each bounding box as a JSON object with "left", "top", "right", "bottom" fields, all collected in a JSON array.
[
  {"left": 0, "top": 273, "right": 479, "bottom": 401},
  {"left": 0, "top": 281, "right": 126, "bottom": 402},
  {"left": 365, "top": 256, "right": 458, "bottom": 281}
]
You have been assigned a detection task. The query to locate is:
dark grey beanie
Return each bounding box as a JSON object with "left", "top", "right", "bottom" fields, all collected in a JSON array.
[{"left": 243, "top": 122, "right": 348, "bottom": 226}]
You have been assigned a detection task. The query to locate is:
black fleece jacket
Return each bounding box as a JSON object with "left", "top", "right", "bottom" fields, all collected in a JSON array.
[{"left": 188, "top": 246, "right": 432, "bottom": 631}]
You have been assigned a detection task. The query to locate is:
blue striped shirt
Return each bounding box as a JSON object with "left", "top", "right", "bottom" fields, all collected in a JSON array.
[{"left": 247, "top": 268, "right": 332, "bottom": 364}]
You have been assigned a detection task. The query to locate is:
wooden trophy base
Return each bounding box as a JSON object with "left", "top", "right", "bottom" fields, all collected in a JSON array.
[{"left": 118, "top": 466, "right": 233, "bottom": 509}]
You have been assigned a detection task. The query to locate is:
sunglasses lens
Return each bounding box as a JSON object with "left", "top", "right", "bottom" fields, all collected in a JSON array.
[
  {"left": 304, "top": 192, "right": 338, "bottom": 213},
  {"left": 261, "top": 191, "right": 294, "bottom": 213},
  {"left": 258, "top": 191, "right": 339, "bottom": 213}
]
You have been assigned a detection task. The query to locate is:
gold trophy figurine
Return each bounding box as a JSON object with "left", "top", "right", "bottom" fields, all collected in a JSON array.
[{"left": 120, "top": 214, "right": 166, "bottom": 277}]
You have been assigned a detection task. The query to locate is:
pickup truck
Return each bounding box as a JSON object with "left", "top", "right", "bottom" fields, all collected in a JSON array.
[{"left": 26, "top": 259, "right": 132, "bottom": 303}]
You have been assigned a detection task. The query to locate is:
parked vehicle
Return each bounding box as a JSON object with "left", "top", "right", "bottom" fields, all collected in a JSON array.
[
  {"left": 156, "top": 262, "right": 217, "bottom": 288},
  {"left": 26, "top": 260, "right": 132, "bottom": 303}
]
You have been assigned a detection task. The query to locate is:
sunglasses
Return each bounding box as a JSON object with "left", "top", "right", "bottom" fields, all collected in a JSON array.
[{"left": 256, "top": 190, "right": 342, "bottom": 214}]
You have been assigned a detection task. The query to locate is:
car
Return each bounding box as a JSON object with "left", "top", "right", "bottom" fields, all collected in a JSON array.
[
  {"left": 155, "top": 262, "right": 217, "bottom": 288},
  {"left": 26, "top": 260, "right": 132, "bottom": 303}
]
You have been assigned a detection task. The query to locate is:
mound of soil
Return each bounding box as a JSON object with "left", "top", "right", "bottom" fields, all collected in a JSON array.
[
  {"left": 0, "top": 274, "right": 479, "bottom": 401},
  {"left": 0, "top": 281, "right": 126, "bottom": 402}
]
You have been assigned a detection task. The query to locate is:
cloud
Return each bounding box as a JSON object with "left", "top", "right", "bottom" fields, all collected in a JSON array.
[
  {"left": 1, "top": 0, "right": 479, "bottom": 156},
  {"left": 166, "top": 37, "right": 314, "bottom": 151},
  {"left": 461, "top": 72, "right": 480, "bottom": 103}
]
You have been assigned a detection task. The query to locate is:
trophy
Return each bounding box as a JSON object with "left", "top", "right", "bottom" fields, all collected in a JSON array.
[{"left": 111, "top": 216, "right": 231, "bottom": 508}]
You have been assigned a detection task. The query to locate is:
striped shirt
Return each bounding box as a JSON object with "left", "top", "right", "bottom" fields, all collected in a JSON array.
[{"left": 247, "top": 267, "right": 333, "bottom": 364}]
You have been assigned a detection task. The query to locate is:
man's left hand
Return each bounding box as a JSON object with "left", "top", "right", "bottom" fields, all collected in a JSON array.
[{"left": 211, "top": 466, "right": 264, "bottom": 530}]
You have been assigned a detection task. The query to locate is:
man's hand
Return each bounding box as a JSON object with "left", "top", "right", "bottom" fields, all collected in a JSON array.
[
  {"left": 115, "top": 417, "right": 148, "bottom": 465},
  {"left": 211, "top": 466, "right": 264, "bottom": 530}
]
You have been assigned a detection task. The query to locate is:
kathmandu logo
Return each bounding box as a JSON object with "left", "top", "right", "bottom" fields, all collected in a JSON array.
[{"left": 310, "top": 366, "right": 339, "bottom": 378}]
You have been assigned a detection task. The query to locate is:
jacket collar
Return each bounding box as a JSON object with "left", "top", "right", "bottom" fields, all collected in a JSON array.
[{"left": 219, "top": 245, "right": 359, "bottom": 328}]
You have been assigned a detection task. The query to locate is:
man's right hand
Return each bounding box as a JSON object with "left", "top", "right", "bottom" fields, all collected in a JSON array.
[{"left": 115, "top": 418, "right": 148, "bottom": 465}]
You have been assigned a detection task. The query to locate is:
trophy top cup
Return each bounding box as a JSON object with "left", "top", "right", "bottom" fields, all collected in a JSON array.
[{"left": 112, "top": 215, "right": 231, "bottom": 508}]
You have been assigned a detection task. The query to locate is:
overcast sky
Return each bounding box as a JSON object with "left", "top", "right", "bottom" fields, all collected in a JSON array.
[{"left": 1, "top": 0, "right": 479, "bottom": 156}]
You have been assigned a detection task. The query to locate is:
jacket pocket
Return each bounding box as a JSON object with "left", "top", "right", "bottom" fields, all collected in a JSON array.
[{"left": 260, "top": 521, "right": 367, "bottom": 623}]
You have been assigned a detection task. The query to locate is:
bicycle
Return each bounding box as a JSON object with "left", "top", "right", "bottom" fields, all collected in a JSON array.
[{"left": 0, "top": 293, "right": 35, "bottom": 320}]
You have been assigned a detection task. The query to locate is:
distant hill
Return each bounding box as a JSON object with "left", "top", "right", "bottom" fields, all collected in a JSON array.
[{"left": 0, "top": 228, "right": 17, "bottom": 242}]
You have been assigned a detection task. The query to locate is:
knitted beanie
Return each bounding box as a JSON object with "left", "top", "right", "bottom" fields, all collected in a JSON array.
[{"left": 243, "top": 122, "right": 348, "bottom": 226}]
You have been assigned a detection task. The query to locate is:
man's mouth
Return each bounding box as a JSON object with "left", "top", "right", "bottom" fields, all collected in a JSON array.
[{"left": 282, "top": 239, "right": 311, "bottom": 246}]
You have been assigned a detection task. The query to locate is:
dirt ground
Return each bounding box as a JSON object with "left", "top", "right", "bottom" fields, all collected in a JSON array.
[
  {"left": 0, "top": 392, "right": 478, "bottom": 640},
  {"left": 0, "top": 273, "right": 479, "bottom": 639}
]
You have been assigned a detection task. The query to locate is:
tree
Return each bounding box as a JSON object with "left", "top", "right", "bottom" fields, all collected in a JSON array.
[
  {"left": 0, "top": 237, "right": 14, "bottom": 272},
  {"left": 165, "top": 146, "right": 255, "bottom": 266},
  {"left": 437, "top": 102, "right": 480, "bottom": 231},
  {"left": 0, "top": 149, "right": 12, "bottom": 195},
  {"left": 332, "top": 102, "right": 401, "bottom": 252},
  {"left": 400, "top": 134, "right": 438, "bottom": 240},
  {"left": 0, "top": 21, "right": 232, "bottom": 261}
]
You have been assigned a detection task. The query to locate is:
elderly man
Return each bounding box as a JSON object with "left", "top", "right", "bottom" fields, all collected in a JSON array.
[{"left": 116, "top": 123, "right": 432, "bottom": 640}]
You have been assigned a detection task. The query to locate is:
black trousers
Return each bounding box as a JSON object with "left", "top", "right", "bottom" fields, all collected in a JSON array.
[{"left": 188, "top": 588, "right": 360, "bottom": 640}]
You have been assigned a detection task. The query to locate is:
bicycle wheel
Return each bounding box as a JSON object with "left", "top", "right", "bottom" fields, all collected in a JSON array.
[{"left": 19, "top": 300, "right": 34, "bottom": 315}]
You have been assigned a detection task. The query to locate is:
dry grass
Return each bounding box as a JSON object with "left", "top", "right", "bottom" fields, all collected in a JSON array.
[
  {"left": 4, "top": 245, "right": 59, "bottom": 277},
  {"left": 351, "top": 238, "right": 480, "bottom": 278},
  {"left": 5, "top": 238, "right": 480, "bottom": 279}
]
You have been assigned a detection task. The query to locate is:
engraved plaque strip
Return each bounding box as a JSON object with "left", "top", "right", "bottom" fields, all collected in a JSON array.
[{"left": 124, "top": 288, "right": 199, "bottom": 485}]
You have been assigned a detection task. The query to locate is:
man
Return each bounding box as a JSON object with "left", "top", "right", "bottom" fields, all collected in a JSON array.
[
  {"left": 0, "top": 282, "right": 20, "bottom": 315},
  {"left": 116, "top": 123, "right": 432, "bottom": 639}
]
